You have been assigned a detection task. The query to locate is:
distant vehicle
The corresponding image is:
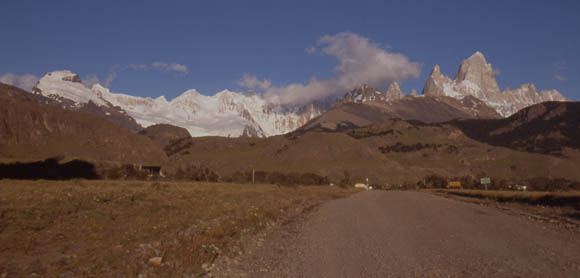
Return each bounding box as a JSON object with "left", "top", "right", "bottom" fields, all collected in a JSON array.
[{"left": 447, "top": 181, "right": 461, "bottom": 189}]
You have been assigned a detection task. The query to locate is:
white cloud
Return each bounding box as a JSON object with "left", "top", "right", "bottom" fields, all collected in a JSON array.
[
  {"left": 168, "top": 63, "right": 188, "bottom": 73},
  {"left": 552, "top": 61, "right": 567, "bottom": 81},
  {"left": 80, "top": 70, "right": 117, "bottom": 88},
  {"left": 0, "top": 73, "right": 39, "bottom": 91},
  {"left": 238, "top": 74, "right": 272, "bottom": 90},
  {"left": 105, "top": 71, "right": 117, "bottom": 87},
  {"left": 553, "top": 74, "right": 565, "bottom": 81},
  {"left": 305, "top": 46, "right": 317, "bottom": 54},
  {"left": 127, "top": 62, "right": 189, "bottom": 74},
  {"left": 553, "top": 61, "right": 568, "bottom": 71},
  {"left": 128, "top": 64, "right": 148, "bottom": 71},
  {"left": 97, "top": 61, "right": 188, "bottom": 88},
  {"left": 81, "top": 75, "right": 101, "bottom": 88},
  {"left": 150, "top": 62, "right": 189, "bottom": 73},
  {"left": 258, "top": 32, "right": 421, "bottom": 106}
]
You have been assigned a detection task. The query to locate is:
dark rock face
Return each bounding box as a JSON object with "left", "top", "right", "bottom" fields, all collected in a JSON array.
[
  {"left": 61, "top": 74, "right": 82, "bottom": 83},
  {"left": 340, "top": 84, "right": 386, "bottom": 103}
]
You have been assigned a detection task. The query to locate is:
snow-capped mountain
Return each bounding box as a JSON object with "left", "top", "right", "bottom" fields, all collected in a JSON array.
[
  {"left": 421, "top": 51, "right": 568, "bottom": 117},
  {"left": 32, "top": 71, "right": 142, "bottom": 131},
  {"left": 32, "top": 70, "right": 324, "bottom": 137}
]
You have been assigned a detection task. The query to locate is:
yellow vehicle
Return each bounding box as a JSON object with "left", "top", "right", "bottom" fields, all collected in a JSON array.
[{"left": 447, "top": 181, "right": 461, "bottom": 189}]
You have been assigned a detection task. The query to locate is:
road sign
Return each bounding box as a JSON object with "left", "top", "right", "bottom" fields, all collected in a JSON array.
[{"left": 481, "top": 177, "right": 491, "bottom": 191}]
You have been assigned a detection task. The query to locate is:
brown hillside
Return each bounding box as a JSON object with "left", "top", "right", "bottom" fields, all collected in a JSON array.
[
  {"left": 0, "top": 82, "right": 43, "bottom": 102},
  {"left": 0, "top": 83, "right": 167, "bottom": 164},
  {"left": 1, "top": 81, "right": 143, "bottom": 132},
  {"left": 165, "top": 117, "right": 580, "bottom": 186},
  {"left": 139, "top": 124, "right": 191, "bottom": 151}
]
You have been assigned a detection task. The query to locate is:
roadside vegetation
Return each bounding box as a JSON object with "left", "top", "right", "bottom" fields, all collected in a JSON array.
[
  {"left": 384, "top": 173, "right": 580, "bottom": 192},
  {"left": 0, "top": 180, "right": 357, "bottom": 277},
  {"left": 431, "top": 189, "right": 580, "bottom": 208}
]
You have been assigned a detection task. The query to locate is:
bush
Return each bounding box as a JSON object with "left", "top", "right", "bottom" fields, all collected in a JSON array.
[
  {"left": 339, "top": 170, "right": 352, "bottom": 188},
  {"left": 224, "top": 170, "right": 329, "bottom": 186},
  {"left": 99, "top": 164, "right": 148, "bottom": 180},
  {"left": 172, "top": 165, "right": 219, "bottom": 182},
  {"left": 424, "top": 174, "right": 447, "bottom": 188}
]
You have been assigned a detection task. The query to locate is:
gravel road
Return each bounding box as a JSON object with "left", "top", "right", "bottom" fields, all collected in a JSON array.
[{"left": 212, "top": 191, "right": 580, "bottom": 277}]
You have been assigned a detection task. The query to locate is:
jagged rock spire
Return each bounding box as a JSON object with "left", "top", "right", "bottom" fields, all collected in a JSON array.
[
  {"left": 420, "top": 51, "right": 568, "bottom": 117},
  {"left": 385, "top": 82, "right": 404, "bottom": 101},
  {"left": 422, "top": 64, "right": 451, "bottom": 96},
  {"left": 455, "top": 51, "right": 500, "bottom": 96}
]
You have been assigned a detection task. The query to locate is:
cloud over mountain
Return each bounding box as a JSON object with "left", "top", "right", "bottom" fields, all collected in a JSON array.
[
  {"left": 86, "top": 62, "right": 190, "bottom": 88},
  {"left": 247, "top": 32, "right": 421, "bottom": 106},
  {"left": 128, "top": 62, "right": 188, "bottom": 74},
  {"left": 238, "top": 74, "right": 271, "bottom": 90},
  {"left": 0, "top": 73, "right": 39, "bottom": 91}
]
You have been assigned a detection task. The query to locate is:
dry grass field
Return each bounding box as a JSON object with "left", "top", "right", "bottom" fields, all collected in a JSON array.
[
  {"left": 433, "top": 189, "right": 580, "bottom": 208},
  {"left": 0, "top": 180, "right": 357, "bottom": 277}
]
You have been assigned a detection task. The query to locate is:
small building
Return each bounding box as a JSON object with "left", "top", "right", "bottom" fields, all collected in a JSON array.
[
  {"left": 355, "top": 183, "right": 368, "bottom": 190},
  {"left": 140, "top": 165, "right": 164, "bottom": 177}
]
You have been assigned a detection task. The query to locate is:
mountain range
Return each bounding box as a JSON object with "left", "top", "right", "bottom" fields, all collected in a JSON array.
[
  {"left": 32, "top": 71, "right": 326, "bottom": 137},
  {"left": 160, "top": 100, "right": 580, "bottom": 186},
  {"left": 1, "top": 76, "right": 579, "bottom": 185},
  {"left": 21, "top": 52, "right": 568, "bottom": 137},
  {"left": 2, "top": 51, "right": 569, "bottom": 139}
]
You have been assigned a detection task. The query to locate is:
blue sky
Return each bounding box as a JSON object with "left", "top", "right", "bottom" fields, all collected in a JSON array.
[{"left": 1, "top": 0, "right": 578, "bottom": 101}]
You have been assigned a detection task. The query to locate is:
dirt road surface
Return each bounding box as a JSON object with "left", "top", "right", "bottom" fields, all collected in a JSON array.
[{"left": 212, "top": 191, "right": 580, "bottom": 277}]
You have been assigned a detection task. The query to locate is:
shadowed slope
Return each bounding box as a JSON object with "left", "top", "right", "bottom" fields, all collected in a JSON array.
[{"left": 449, "top": 101, "right": 580, "bottom": 156}]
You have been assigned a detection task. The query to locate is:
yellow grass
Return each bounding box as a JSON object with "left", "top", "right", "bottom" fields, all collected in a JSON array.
[{"left": 0, "top": 180, "right": 357, "bottom": 277}]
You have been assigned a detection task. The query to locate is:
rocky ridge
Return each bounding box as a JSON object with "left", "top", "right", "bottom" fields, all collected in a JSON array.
[{"left": 340, "top": 82, "right": 406, "bottom": 103}]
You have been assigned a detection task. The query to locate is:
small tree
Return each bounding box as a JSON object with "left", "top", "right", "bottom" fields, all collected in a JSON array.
[
  {"left": 424, "top": 174, "right": 447, "bottom": 188},
  {"left": 339, "top": 170, "right": 352, "bottom": 188}
]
